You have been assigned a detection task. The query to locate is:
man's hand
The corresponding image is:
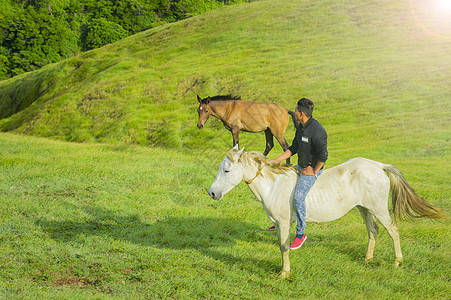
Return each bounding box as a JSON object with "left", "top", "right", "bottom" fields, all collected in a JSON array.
[
  {"left": 302, "top": 166, "right": 315, "bottom": 176},
  {"left": 302, "top": 162, "right": 325, "bottom": 176}
]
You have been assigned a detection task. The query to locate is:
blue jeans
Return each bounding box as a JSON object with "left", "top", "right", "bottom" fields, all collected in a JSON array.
[{"left": 294, "top": 166, "right": 323, "bottom": 238}]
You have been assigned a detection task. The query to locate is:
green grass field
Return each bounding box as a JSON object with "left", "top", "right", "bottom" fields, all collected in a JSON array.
[
  {"left": 0, "top": 0, "right": 450, "bottom": 298},
  {"left": 0, "top": 133, "right": 449, "bottom": 299}
]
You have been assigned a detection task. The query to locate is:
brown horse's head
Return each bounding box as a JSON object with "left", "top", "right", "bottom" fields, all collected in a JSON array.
[{"left": 197, "top": 95, "right": 212, "bottom": 129}]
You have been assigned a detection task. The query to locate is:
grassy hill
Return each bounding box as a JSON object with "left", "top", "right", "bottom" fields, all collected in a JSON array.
[{"left": 0, "top": 0, "right": 449, "bottom": 155}]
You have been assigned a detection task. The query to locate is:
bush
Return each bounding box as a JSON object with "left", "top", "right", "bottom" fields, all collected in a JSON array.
[
  {"left": 81, "top": 18, "right": 129, "bottom": 51},
  {"left": 0, "top": 48, "right": 9, "bottom": 80}
]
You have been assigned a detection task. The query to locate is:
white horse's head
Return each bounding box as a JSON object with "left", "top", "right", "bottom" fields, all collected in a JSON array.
[{"left": 208, "top": 145, "right": 245, "bottom": 200}]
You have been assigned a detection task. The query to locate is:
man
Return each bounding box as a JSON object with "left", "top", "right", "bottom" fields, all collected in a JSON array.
[{"left": 268, "top": 98, "right": 328, "bottom": 250}]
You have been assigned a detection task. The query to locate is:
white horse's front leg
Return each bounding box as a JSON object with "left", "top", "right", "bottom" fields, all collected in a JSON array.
[{"left": 276, "top": 220, "right": 291, "bottom": 278}]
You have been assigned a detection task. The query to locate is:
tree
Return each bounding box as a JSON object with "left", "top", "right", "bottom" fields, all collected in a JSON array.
[
  {"left": 1, "top": 3, "right": 75, "bottom": 76},
  {"left": 80, "top": 18, "right": 128, "bottom": 51},
  {"left": 0, "top": 47, "right": 9, "bottom": 80},
  {"left": 0, "top": 0, "right": 247, "bottom": 79}
]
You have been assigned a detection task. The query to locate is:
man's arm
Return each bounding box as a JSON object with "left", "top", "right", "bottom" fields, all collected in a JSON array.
[
  {"left": 273, "top": 149, "right": 293, "bottom": 163},
  {"left": 303, "top": 126, "right": 327, "bottom": 176},
  {"left": 302, "top": 161, "right": 325, "bottom": 176},
  {"left": 314, "top": 161, "right": 325, "bottom": 174}
]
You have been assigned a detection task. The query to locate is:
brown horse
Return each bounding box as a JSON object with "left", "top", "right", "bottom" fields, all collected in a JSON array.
[{"left": 197, "top": 95, "right": 299, "bottom": 163}]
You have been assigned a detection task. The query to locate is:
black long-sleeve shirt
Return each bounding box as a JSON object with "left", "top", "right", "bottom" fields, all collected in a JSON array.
[{"left": 288, "top": 117, "right": 328, "bottom": 169}]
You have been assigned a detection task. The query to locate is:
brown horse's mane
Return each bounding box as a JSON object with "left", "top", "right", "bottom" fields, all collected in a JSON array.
[{"left": 202, "top": 95, "right": 241, "bottom": 103}]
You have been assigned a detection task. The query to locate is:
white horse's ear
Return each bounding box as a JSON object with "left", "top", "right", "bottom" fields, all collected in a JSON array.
[
  {"left": 238, "top": 147, "right": 244, "bottom": 156},
  {"left": 228, "top": 145, "right": 244, "bottom": 163},
  {"left": 233, "top": 147, "right": 245, "bottom": 162}
]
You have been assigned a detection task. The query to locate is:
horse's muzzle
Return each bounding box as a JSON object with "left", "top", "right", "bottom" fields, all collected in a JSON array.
[
  {"left": 208, "top": 188, "right": 222, "bottom": 200},
  {"left": 197, "top": 124, "right": 204, "bottom": 129}
]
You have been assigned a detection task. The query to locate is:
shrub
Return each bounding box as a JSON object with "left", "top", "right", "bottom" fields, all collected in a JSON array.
[{"left": 80, "top": 18, "right": 128, "bottom": 51}]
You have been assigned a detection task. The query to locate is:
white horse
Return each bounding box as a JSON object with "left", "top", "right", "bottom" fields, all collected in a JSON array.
[{"left": 208, "top": 146, "right": 444, "bottom": 278}]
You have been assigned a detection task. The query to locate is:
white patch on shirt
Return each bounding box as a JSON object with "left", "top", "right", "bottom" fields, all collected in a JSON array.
[{"left": 302, "top": 136, "right": 309, "bottom": 143}]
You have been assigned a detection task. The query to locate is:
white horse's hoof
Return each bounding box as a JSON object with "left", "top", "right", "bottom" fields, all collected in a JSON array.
[
  {"left": 278, "top": 270, "right": 290, "bottom": 279},
  {"left": 363, "top": 257, "right": 373, "bottom": 263}
]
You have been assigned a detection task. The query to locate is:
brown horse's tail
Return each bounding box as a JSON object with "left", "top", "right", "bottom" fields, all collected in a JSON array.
[
  {"left": 383, "top": 164, "right": 446, "bottom": 220},
  {"left": 288, "top": 110, "right": 300, "bottom": 129}
]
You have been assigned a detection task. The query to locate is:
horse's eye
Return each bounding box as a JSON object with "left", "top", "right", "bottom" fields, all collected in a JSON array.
[
  {"left": 224, "top": 170, "right": 230, "bottom": 173},
  {"left": 206, "top": 110, "right": 209, "bottom": 113}
]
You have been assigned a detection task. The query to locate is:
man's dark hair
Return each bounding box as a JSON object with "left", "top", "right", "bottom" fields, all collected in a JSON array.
[{"left": 297, "top": 98, "right": 314, "bottom": 117}]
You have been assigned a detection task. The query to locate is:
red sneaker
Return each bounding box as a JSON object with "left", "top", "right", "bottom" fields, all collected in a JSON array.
[
  {"left": 267, "top": 225, "right": 276, "bottom": 231},
  {"left": 290, "top": 234, "right": 307, "bottom": 250}
]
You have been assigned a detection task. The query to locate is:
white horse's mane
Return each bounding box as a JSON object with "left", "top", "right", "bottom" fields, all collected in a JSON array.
[{"left": 227, "top": 149, "right": 300, "bottom": 180}]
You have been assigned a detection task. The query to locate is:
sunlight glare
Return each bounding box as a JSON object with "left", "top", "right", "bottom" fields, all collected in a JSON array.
[
  {"left": 410, "top": 0, "right": 451, "bottom": 39},
  {"left": 432, "top": 0, "right": 451, "bottom": 19},
  {"left": 435, "top": 0, "right": 451, "bottom": 13}
]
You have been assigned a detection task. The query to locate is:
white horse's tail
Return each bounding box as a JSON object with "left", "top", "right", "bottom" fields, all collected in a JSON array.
[{"left": 383, "top": 165, "right": 446, "bottom": 220}]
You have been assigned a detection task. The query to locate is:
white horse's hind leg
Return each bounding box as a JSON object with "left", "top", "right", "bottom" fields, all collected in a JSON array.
[
  {"left": 372, "top": 210, "right": 403, "bottom": 266},
  {"left": 357, "top": 206, "right": 379, "bottom": 263},
  {"left": 276, "top": 220, "right": 291, "bottom": 278}
]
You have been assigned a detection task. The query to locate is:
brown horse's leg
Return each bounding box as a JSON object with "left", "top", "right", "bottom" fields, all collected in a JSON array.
[
  {"left": 277, "top": 137, "right": 290, "bottom": 165},
  {"left": 232, "top": 127, "right": 240, "bottom": 148},
  {"left": 263, "top": 129, "right": 274, "bottom": 156},
  {"left": 271, "top": 125, "right": 291, "bottom": 164},
  {"left": 283, "top": 139, "right": 290, "bottom": 165}
]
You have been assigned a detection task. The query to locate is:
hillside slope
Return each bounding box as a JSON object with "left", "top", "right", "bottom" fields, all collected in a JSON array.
[{"left": 0, "top": 0, "right": 450, "bottom": 155}]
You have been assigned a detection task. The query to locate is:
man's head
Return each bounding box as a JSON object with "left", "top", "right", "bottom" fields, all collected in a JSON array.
[{"left": 296, "top": 98, "right": 314, "bottom": 118}]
